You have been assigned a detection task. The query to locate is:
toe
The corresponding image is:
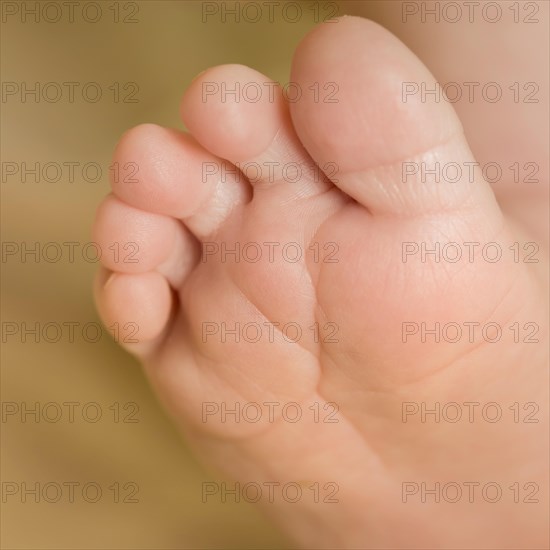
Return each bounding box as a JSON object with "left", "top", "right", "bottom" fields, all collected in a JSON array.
[
  {"left": 181, "top": 64, "right": 332, "bottom": 200},
  {"left": 290, "top": 16, "right": 502, "bottom": 224},
  {"left": 110, "top": 123, "right": 250, "bottom": 238},
  {"left": 93, "top": 194, "right": 178, "bottom": 273},
  {"left": 94, "top": 269, "right": 173, "bottom": 356},
  {"left": 93, "top": 194, "right": 199, "bottom": 287}
]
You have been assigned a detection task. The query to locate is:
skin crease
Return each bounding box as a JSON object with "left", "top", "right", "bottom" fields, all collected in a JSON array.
[{"left": 92, "top": 7, "right": 549, "bottom": 550}]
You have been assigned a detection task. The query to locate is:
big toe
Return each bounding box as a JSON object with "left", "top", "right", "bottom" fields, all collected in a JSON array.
[{"left": 290, "top": 15, "right": 499, "bottom": 221}]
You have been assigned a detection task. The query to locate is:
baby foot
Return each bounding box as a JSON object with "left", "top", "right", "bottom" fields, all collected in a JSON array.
[{"left": 93, "top": 16, "right": 548, "bottom": 549}]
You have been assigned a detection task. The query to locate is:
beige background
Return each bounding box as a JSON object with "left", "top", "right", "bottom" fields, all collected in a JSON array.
[{"left": 1, "top": 1, "right": 353, "bottom": 548}]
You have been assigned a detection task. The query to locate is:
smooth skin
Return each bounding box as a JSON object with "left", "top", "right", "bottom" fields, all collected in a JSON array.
[{"left": 93, "top": 16, "right": 548, "bottom": 549}]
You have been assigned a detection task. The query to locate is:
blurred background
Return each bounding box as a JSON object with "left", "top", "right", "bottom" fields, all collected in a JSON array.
[{"left": 1, "top": 1, "right": 356, "bottom": 548}]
